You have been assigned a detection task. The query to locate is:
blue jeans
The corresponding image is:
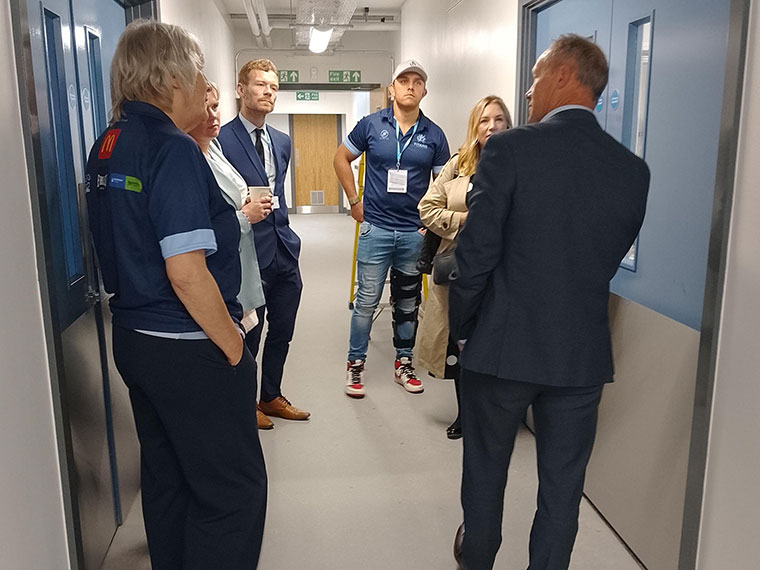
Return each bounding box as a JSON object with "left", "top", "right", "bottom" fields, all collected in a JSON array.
[{"left": 348, "top": 222, "right": 423, "bottom": 362}]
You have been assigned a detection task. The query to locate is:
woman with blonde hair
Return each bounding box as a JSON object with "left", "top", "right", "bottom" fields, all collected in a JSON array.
[
  {"left": 417, "top": 95, "right": 512, "bottom": 439},
  {"left": 86, "top": 20, "right": 266, "bottom": 568},
  {"left": 188, "top": 82, "right": 275, "bottom": 430}
]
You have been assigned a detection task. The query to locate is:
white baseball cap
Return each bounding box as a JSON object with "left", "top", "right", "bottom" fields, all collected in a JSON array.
[{"left": 392, "top": 59, "right": 428, "bottom": 82}]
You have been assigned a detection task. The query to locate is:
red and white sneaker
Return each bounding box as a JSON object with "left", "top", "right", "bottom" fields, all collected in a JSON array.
[
  {"left": 345, "top": 360, "right": 366, "bottom": 398},
  {"left": 394, "top": 357, "right": 424, "bottom": 393}
]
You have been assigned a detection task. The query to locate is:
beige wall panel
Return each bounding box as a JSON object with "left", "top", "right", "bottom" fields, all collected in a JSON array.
[
  {"left": 292, "top": 114, "right": 340, "bottom": 207},
  {"left": 585, "top": 295, "right": 700, "bottom": 570}
]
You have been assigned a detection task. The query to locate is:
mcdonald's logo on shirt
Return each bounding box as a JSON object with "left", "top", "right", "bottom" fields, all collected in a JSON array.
[{"left": 98, "top": 129, "right": 122, "bottom": 159}]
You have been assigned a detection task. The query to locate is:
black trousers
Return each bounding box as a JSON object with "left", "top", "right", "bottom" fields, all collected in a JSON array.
[
  {"left": 113, "top": 326, "right": 267, "bottom": 570},
  {"left": 245, "top": 240, "right": 302, "bottom": 402},
  {"left": 459, "top": 368, "right": 603, "bottom": 570}
]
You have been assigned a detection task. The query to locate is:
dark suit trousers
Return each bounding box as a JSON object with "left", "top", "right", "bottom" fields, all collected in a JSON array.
[
  {"left": 459, "top": 368, "right": 603, "bottom": 570},
  {"left": 245, "top": 239, "right": 302, "bottom": 402},
  {"left": 112, "top": 326, "right": 267, "bottom": 570}
]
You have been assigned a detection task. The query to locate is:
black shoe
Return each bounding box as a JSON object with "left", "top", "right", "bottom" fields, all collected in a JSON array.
[
  {"left": 446, "top": 419, "right": 462, "bottom": 440},
  {"left": 454, "top": 523, "right": 466, "bottom": 569}
]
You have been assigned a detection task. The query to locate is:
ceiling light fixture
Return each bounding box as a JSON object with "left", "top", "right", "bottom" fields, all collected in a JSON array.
[{"left": 309, "top": 26, "right": 333, "bottom": 53}]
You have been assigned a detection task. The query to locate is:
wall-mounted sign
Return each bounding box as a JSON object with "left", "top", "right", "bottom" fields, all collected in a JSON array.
[
  {"left": 68, "top": 84, "right": 77, "bottom": 109},
  {"left": 278, "top": 70, "right": 299, "bottom": 83},
  {"left": 595, "top": 94, "right": 604, "bottom": 113},
  {"left": 296, "top": 91, "right": 319, "bottom": 101},
  {"left": 610, "top": 89, "right": 620, "bottom": 110},
  {"left": 328, "top": 70, "right": 361, "bottom": 83}
]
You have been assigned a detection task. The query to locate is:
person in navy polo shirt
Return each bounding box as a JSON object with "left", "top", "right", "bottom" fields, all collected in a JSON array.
[
  {"left": 334, "top": 59, "right": 450, "bottom": 398},
  {"left": 86, "top": 21, "right": 266, "bottom": 570}
]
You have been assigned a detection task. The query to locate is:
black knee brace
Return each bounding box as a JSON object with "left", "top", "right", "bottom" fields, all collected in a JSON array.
[{"left": 390, "top": 269, "right": 422, "bottom": 349}]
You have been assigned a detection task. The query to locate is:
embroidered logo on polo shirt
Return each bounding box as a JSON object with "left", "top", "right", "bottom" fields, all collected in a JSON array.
[
  {"left": 380, "top": 129, "right": 390, "bottom": 140},
  {"left": 98, "top": 129, "right": 122, "bottom": 159},
  {"left": 416, "top": 134, "right": 427, "bottom": 143},
  {"left": 109, "top": 173, "right": 143, "bottom": 193}
]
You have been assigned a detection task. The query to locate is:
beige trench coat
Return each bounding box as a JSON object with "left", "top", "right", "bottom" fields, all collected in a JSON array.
[{"left": 416, "top": 156, "right": 471, "bottom": 378}]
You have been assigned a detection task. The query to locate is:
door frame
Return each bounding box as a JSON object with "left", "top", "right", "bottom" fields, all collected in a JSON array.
[
  {"left": 288, "top": 113, "right": 343, "bottom": 214},
  {"left": 516, "top": 1, "right": 752, "bottom": 568},
  {"left": 9, "top": 0, "right": 87, "bottom": 568}
]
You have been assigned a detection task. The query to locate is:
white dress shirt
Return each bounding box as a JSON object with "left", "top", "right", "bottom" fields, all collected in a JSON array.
[{"left": 238, "top": 113, "right": 276, "bottom": 189}]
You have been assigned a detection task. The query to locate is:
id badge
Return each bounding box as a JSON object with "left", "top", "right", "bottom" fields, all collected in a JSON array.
[
  {"left": 387, "top": 169, "right": 409, "bottom": 194},
  {"left": 272, "top": 195, "right": 281, "bottom": 209}
]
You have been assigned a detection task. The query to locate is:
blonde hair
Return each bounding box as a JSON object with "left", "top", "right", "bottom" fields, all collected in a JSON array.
[
  {"left": 110, "top": 20, "right": 205, "bottom": 121},
  {"left": 238, "top": 59, "right": 278, "bottom": 85},
  {"left": 207, "top": 81, "right": 220, "bottom": 101},
  {"left": 457, "top": 96, "right": 512, "bottom": 177}
]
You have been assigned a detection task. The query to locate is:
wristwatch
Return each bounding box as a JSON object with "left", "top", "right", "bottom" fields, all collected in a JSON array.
[{"left": 348, "top": 195, "right": 361, "bottom": 206}]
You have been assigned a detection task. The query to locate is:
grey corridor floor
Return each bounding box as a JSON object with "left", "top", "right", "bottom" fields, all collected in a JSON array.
[{"left": 100, "top": 214, "right": 644, "bottom": 570}]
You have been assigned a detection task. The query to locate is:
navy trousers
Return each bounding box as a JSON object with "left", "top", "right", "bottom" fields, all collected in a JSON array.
[
  {"left": 459, "top": 368, "right": 604, "bottom": 570},
  {"left": 113, "top": 326, "right": 267, "bottom": 570},
  {"left": 245, "top": 239, "right": 302, "bottom": 402}
]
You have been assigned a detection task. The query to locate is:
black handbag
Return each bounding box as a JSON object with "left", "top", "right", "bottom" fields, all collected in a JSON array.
[{"left": 432, "top": 248, "right": 459, "bottom": 285}]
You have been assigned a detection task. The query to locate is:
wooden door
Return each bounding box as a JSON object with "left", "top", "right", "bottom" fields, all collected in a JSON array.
[{"left": 291, "top": 114, "right": 340, "bottom": 211}]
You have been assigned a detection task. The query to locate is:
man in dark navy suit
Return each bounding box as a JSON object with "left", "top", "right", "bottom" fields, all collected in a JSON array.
[
  {"left": 449, "top": 35, "right": 650, "bottom": 570},
  {"left": 218, "top": 59, "right": 309, "bottom": 429}
]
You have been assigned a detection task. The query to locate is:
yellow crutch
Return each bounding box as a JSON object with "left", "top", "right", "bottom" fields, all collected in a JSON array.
[{"left": 348, "top": 154, "right": 366, "bottom": 310}]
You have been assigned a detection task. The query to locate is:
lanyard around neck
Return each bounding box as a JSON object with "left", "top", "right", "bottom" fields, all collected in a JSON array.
[{"left": 395, "top": 119, "right": 419, "bottom": 169}]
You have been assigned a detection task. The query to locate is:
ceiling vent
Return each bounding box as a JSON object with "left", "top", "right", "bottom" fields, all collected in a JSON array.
[{"left": 294, "top": 0, "right": 359, "bottom": 47}]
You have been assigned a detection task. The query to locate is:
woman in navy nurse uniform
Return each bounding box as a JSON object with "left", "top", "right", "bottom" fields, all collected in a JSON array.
[{"left": 85, "top": 21, "right": 267, "bottom": 570}]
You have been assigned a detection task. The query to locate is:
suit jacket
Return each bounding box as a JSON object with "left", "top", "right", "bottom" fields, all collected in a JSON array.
[
  {"left": 217, "top": 116, "right": 301, "bottom": 268},
  {"left": 450, "top": 109, "right": 650, "bottom": 387}
]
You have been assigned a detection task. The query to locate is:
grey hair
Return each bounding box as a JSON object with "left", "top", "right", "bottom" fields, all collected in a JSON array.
[
  {"left": 110, "top": 19, "right": 205, "bottom": 121},
  {"left": 547, "top": 34, "right": 608, "bottom": 100}
]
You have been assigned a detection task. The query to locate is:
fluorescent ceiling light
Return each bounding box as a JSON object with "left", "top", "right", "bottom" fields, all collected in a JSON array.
[{"left": 309, "top": 26, "right": 333, "bottom": 53}]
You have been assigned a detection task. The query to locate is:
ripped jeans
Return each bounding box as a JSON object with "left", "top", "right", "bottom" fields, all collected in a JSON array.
[{"left": 348, "top": 222, "right": 424, "bottom": 362}]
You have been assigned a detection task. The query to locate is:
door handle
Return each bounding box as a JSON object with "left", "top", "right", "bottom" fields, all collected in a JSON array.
[{"left": 76, "top": 181, "right": 101, "bottom": 304}]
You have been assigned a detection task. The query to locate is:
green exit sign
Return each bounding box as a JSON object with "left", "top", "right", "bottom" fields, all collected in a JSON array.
[
  {"left": 296, "top": 91, "right": 319, "bottom": 101},
  {"left": 278, "top": 70, "right": 299, "bottom": 83},
  {"left": 328, "top": 70, "right": 361, "bottom": 83}
]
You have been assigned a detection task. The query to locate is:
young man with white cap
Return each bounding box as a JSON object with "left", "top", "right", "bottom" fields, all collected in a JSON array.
[{"left": 334, "top": 59, "right": 450, "bottom": 398}]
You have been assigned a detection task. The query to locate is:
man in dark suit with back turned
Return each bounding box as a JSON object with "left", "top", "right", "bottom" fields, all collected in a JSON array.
[
  {"left": 218, "top": 58, "right": 309, "bottom": 429},
  {"left": 449, "top": 35, "right": 650, "bottom": 570}
]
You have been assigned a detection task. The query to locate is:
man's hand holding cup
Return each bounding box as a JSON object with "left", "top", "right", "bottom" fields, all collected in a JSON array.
[{"left": 242, "top": 186, "right": 273, "bottom": 223}]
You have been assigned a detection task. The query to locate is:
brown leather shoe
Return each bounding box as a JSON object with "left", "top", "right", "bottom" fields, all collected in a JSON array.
[
  {"left": 258, "top": 396, "right": 310, "bottom": 420},
  {"left": 454, "top": 523, "right": 466, "bottom": 569},
  {"left": 257, "top": 410, "right": 274, "bottom": 430}
]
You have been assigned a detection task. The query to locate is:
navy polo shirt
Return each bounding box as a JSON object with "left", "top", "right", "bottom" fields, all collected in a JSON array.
[
  {"left": 344, "top": 107, "right": 450, "bottom": 231},
  {"left": 85, "top": 101, "right": 242, "bottom": 333}
]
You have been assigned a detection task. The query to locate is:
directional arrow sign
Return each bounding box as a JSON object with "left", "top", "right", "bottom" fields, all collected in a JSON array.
[
  {"left": 279, "top": 70, "right": 299, "bottom": 83},
  {"left": 328, "top": 70, "right": 361, "bottom": 83},
  {"left": 296, "top": 91, "right": 319, "bottom": 101}
]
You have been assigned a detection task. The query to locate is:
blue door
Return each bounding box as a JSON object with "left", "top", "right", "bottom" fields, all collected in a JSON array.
[
  {"left": 534, "top": 0, "right": 729, "bottom": 330},
  {"left": 25, "top": 0, "right": 128, "bottom": 568},
  {"left": 528, "top": 3, "right": 732, "bottom": 570}
]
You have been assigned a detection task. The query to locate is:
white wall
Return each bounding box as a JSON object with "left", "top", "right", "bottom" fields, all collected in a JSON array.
[
  {"left": 697, "top": 3, "right": 760, "bottom": 568},
  {"left": 400, "top": 0, "right": 520, "bottom": 151},
  {"left": 232, "top": 28, "right": 397, "bottom": 85},
  {"left": 0, "top": 2, "right": 71, "bottom": 569},
  {"left": 270, "top": 91, "right": 370, "bottom": 209},
  {"left": 159, "top": 0, "right": 238, "bottom": 122}
]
